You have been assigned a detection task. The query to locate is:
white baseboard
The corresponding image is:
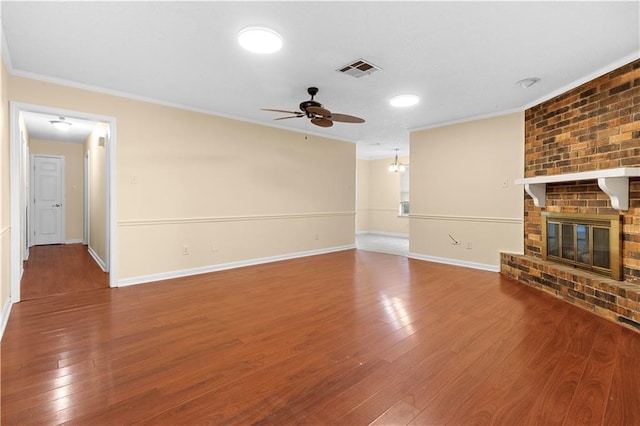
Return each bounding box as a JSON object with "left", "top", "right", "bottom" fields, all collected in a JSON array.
[
  {"left": 408, "top": 252, "right": 499, "bottom": 273},
  {"left": 117, "top": 244, "right": 356, "bottom": 287},
  {"left": 359, "top": 231, "right": 409, "bottom": 239},
  {"left": 1, "top": 298, "right": 13, "bottom": 341},
  {"left": 88, "top": 246, "right": 107, "bottom": 272},
  {"left": 65, "top": 239, "right": 83, "bottom": 244}
]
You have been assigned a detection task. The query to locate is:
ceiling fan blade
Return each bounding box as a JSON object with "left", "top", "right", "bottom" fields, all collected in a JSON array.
[
  {"left": 306, "top": 106, "right": 331, "bottom": 117},
  {"left": 326, "top": 113, "right": 365, "bottom": 124},
  {"left": 311, "top": 117, "right": 333, "bottom": 128},
  {"left": 262, "top": 108, "right": 303, "bottom": 115},
  {"left": 274, "top": 115, "right": 303, "bottom": 120}
]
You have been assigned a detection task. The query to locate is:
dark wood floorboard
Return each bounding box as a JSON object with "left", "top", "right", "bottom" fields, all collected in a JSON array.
[
  {"left": 20, "top": 243, "right": 109, "bottom": 300},
  {"left": 2, "top": 247, "right": 639, "bottom": 425}
]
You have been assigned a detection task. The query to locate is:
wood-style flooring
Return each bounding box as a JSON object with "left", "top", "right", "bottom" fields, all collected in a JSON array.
[
  {"left": 20, "top": 243, "right": 109, "bottom": 300},
  {"left": 2, "top": 247, "right": 639, "bottom": 425}
]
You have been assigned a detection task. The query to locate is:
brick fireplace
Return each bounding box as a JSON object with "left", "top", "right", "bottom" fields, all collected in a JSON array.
[
  {"left": 501, "top": 59, "right": 640, "bottom": 330},
  {"left": 541, "top": 212, "right": 621, "bottom": 280}
]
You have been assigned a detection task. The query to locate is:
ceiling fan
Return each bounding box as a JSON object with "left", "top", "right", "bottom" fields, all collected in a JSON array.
[{"left": 262, "top": 87, "right": 365, "bottom": 128}]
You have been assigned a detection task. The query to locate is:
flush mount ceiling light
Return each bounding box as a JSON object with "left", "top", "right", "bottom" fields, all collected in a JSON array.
[
  {"left": 516, "top": 77, "right": 540, "bottom": 88},
  {"left": 50, "top": 117, "right": 72, "bottom": 131},
  {"left": 238, "top": 27, "right": 283, "bottom": 54},
  {"left": 390, "top": 94, "right": 419, "bottom": 108},
  {"left": 388, "top": 148, "right": 408, "bottom": 173}
]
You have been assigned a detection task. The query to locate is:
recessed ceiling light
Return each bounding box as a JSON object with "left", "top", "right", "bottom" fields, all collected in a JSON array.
[
  {"left": 390, "top": 94, "right": 419, "bottom": 108},
  {"left": 238, "top": 27, "right": 283, "bottom": 54},
  {"left": 516, "top": 77, "right": 540, "bottom": 88}
]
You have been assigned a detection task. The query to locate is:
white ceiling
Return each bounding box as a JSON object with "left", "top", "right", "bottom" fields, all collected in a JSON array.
[
  {"left": 22, "top": 111, "right": 97, "bottom": 144},
  {"left": 2, "top": 1, "right": 639, "bottom": 159}
]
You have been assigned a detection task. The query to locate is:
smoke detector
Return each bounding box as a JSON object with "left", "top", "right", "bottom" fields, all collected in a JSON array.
[{"left": 337, "top": 58, "right": 382, "bottom": 78}]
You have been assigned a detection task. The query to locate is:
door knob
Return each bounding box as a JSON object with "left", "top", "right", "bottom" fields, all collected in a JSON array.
[{"left": 53, "top": 204, "right": 61, "bottom": 207}]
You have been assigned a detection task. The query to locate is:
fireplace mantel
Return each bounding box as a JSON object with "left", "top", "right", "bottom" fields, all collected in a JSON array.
[{"left": 515, "top": 167, "right": 640, "bottom": 210}]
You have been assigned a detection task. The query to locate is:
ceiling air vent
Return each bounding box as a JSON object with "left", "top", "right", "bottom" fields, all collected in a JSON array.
[{"left": 337, "top": 58, "right": 381, "bottom": 78}]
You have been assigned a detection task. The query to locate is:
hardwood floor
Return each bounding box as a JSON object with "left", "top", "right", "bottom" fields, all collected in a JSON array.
[
  {"left": 20, "top": 243, "right": 109, "bottom": 300},
  {"left": 2, "top": 248, "right": 639, "bottom": 425}
]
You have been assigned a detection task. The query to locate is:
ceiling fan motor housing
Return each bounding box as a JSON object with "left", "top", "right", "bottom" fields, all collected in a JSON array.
[
  {"left": 300, "top": 87, "right": 322, "bottom": 117},
  {"left": 299, "top": 100, "right": 323, "bottom": 117}
]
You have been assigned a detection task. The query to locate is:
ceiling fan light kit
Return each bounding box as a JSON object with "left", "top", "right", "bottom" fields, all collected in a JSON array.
[{"left": 262, "top": 87, "right": 365, "bottom": 128}]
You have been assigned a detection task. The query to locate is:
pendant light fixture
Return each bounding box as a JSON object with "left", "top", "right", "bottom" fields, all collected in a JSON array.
[{"left": 388, "top": 148, "right": 407, "bottom": 173}]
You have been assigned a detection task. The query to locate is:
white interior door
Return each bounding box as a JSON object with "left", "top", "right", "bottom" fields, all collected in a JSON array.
[{"left": 32, "top": 155, "right": 64, "bottom": 245}]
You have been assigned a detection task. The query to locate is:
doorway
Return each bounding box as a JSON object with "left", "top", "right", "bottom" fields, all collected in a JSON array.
[
  {"left": 9, "top": 102, "right": 117, "bottom": 302},
  {"left": 356, "top": 233, "right": 409, "bottom": 256}
]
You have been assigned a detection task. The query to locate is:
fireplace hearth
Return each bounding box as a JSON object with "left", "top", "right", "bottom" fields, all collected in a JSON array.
[{"left": 541, "top": 213, "right": 621, "bottom": 280}]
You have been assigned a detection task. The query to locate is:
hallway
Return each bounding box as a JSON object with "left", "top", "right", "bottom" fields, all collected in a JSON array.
[
  {"left": 356, "top": 233, "right": 409, "bottom": 257},
  {"left": 21, "top": 244, "right": 108, "bottom": 300}
]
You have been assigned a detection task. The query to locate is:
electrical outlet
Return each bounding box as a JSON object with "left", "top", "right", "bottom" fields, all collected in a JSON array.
[
  {"left": 315, "top": 233, "right": 319, "bottom": 240},
  {"left": 502, "top": 178, "right": 509, "bottom": 188},
  {"left": 466, "top": 241, "right": 473, "bottom": 250},
  {"left": 211, "top": 241, "right": 217, "bottom": 252},
  {"left": 183, "top": 245, "right": 190, "bottom": 255}
]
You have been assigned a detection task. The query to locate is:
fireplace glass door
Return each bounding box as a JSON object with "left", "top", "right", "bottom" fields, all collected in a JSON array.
[
  {"left": 556, "top": 223, "right": 592, "bottom": 265},
  {"left": 541, "top": 213, "right": 620, "bottom": 280},
  {"left": 593, "top": 227, "right": 610, "bottom": 269}
]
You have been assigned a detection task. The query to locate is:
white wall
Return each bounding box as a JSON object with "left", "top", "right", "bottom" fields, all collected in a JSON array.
[
  {"left": 409, "top": 112, "right": 524, "bottom": 270},
  {"left": 356, "top": 159, "right": 369, "bottom": 232},
  {"left": 1, "top": 56, "right": 10, "bottom": 325}
]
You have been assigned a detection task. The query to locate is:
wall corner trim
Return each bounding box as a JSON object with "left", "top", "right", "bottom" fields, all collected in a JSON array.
[
  {"left": 0, "top": 298, "right": 13, "bottom": 341},
  {"left": 88, "top": 246, "right": 107, "bottom": 273},
  {"left": 117, "top": 244, "right": 356, "bottom": 287},
  {"left": 407, "top": 252, "right": 500, "bottom": 273}
]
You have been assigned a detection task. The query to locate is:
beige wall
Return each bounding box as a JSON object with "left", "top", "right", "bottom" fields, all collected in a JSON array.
[
  {"left": 29, "top": 139, "right": 85, "bottom": 242},
  {"left": 409, "top": 112, "right": 524, "bottom": 269},
  {"left": 7, "top": 73, "right": 356, "bottom": 283},
  {"left": 1, "top": 57, "right": 10, "bottom": 311},
  {"left": 85, "top": 128, "right": 107, "bottom": 264},
  {"left": 356, "top": 156, "right": 409, "bottom": 236}
]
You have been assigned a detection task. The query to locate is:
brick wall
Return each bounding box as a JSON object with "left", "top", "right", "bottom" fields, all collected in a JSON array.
[
  {"left": 502, "top": 59, "right": 640, "bottom": 331},
  {"left": 525, "top": 60, "right": 640, "bottom": 178},
  {"left": 524, "top": 59, "right": 640, "bottom": 282}
]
